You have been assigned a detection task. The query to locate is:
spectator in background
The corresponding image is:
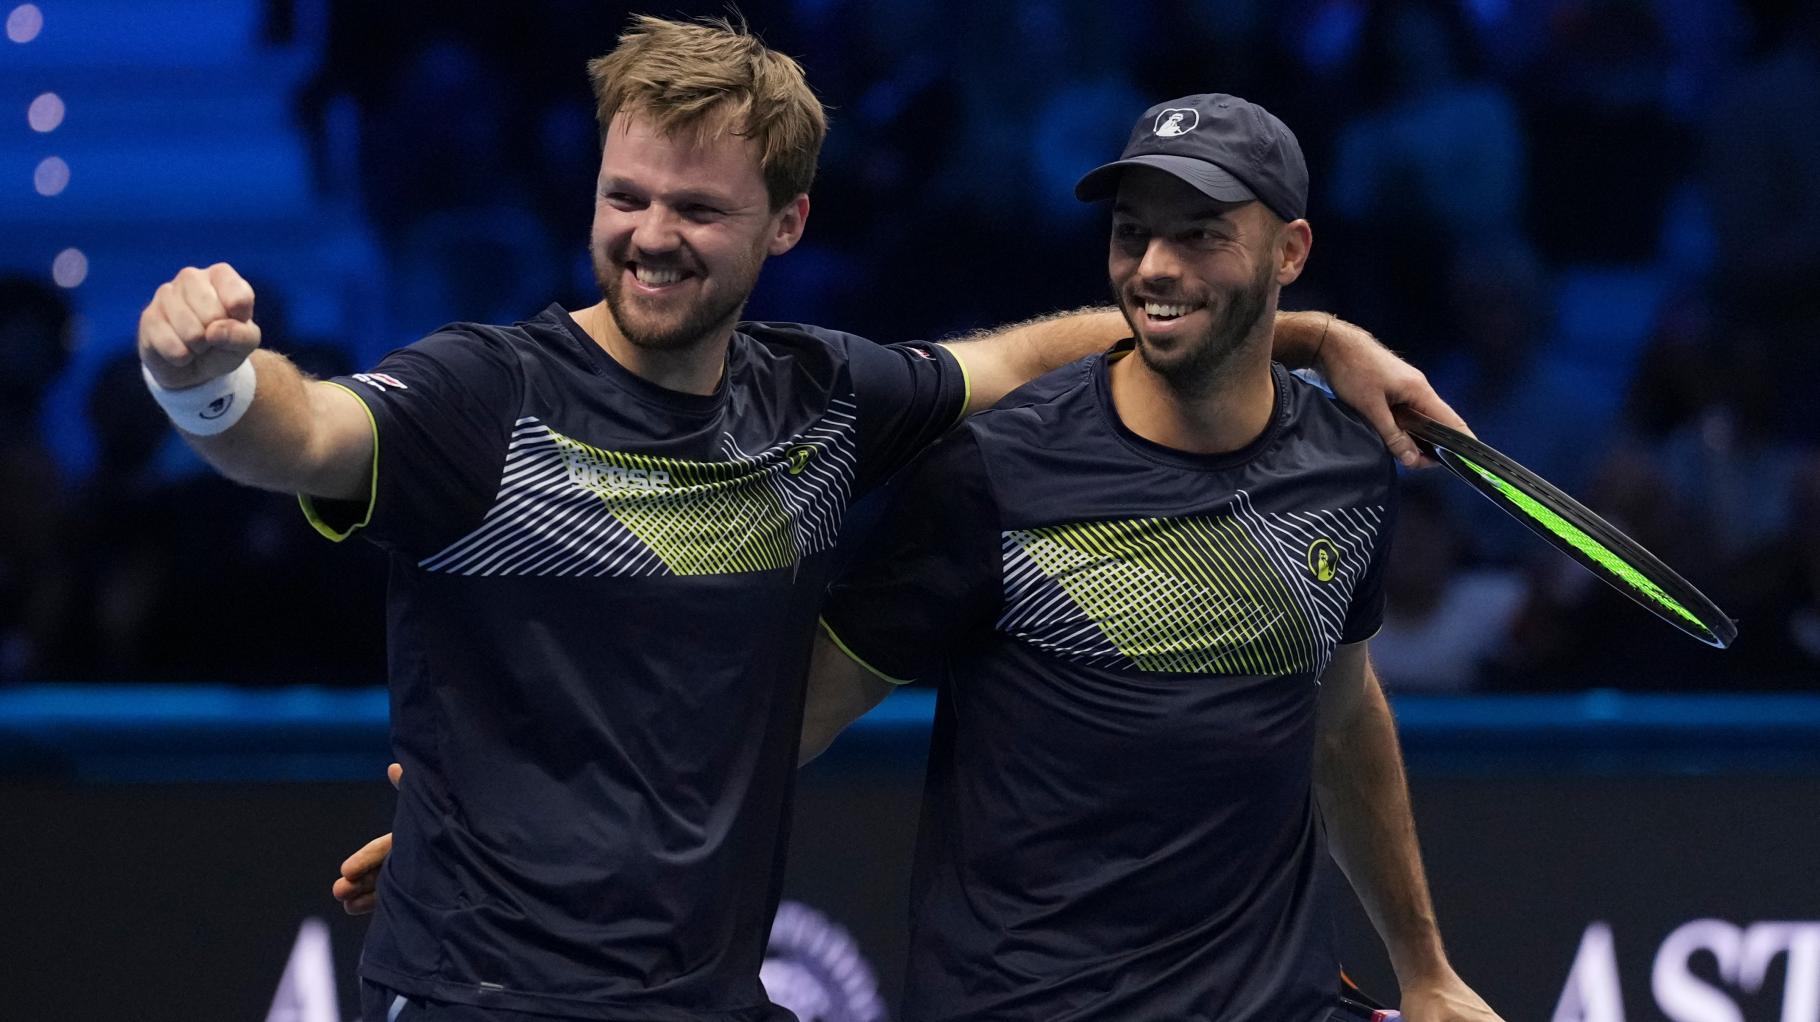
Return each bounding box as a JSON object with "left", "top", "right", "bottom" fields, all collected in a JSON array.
[
  {"left": 1522, "top": 0, "right": 1687, "bottom": 265},
  {"left": 361, "top": 39, "right": 531, "bottom": 235},
  {"left": 41, "top": 352, "right": 172, "bottom": 679},
  {"left": 1729, "top": 456, "right": 1820, "bottom": 684},
  {"left": 49, "top": 346, "right": 386, "bottom": 685},
  {"left": 1328, "top": 0, "right": 1526, "bottom": 359},
  {"left": 0, "top": 278, "right": 75, "bottom": 682},
  {"left": 1703, "top": 1, "right": 1820, "bottom": 433},
  {"left": 1652, "top": 331, "right": 1809, "bottom": 567},
  {"left": 1621, "top": 288, "right": 1722, "bottom": 441},
  {"left": 1372, "top": 480, "right": 1525, "bottom": 692},
  {"left": 1427, "top": 236, "right": 1611, "bottom": 563}
]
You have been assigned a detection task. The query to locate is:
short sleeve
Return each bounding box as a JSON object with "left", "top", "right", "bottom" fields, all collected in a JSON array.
[
  {"left": 299, "top": 328, "right": 521, "bottom": 559},
  {"left": 1339, "top": 464, "right": 1400, "bottom": 644},
  {"left": 840, "top": 335, "right": 970, "bottom": 495},
  {"left": 820, "top": 427, "right": 1000, "bottom": 684}
]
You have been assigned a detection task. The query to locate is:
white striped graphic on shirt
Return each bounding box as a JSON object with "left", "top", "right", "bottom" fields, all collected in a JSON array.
[
  {"left": 419, "top": 403, "right": 858, "bottom": 576},
  {"left": 997, "top": 491, "right": 1385, "bottom": 676}
]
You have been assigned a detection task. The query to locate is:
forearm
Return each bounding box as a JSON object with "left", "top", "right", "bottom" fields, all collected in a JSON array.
[
  {"left": 940, "top": 307, "right": 1125, "bottom": 412},
  {"left": 799, "top": 630, "right": 895, "bottom": 765},
  {"left": 1269, "top": 309, "right": 1333, "bottom": 369},
  {"left": 942, "top": 307, "right": 1342, "bottom": 414},
  {"left": 1314, "top": 672, "right": 1449, "bottom": 984},
  {"left": 180, "top": 350, "right": 368, "bottom": 498}
]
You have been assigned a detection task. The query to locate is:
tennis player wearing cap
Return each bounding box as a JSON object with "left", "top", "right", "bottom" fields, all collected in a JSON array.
[
  {"left": 143, "top": 16, "right": 1452, "bottom": 1019},
  {"left": 808, "top": 94, "right": 1503, "bottom": 1022}
]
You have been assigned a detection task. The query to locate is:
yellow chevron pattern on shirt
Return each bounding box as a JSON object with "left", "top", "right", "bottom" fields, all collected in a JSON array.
[
  {"left": 1007, "top": 515, "right": 1316, "bottom": 674},
  {"left": 550, "top": 432, "right": 799, "bottom": 575},
  {"left": 418, "top": 412, "right": 859, "bottom": 578}
]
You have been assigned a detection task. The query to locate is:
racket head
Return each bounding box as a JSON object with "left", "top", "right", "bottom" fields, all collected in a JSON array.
[{"left": 1397, "top": 410, "right": 1737, "bottom": 650}]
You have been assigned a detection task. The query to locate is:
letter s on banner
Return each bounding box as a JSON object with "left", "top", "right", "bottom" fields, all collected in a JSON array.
[{"left": 1653, "top": 919, "right": 1744, "bottom": 1022}]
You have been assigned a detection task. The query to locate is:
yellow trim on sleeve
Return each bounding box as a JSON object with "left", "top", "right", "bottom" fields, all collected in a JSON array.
[
  {"left": 297, "top": 381, "right": 379, "bottom": 543},
  {"left": 818, "top": 617, "right": 915, "bottom": 686},
  {"left": 950, "top": 348, "right": 973, "bottom": 425}
]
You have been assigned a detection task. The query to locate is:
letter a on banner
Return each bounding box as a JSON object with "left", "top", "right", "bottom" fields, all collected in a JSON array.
[
  {"left": 1554, "top": 922, "right": 1626, "bottom": 1022},
  {"left": 265, "top": 918, "right": 341, "bottom": 1022}
]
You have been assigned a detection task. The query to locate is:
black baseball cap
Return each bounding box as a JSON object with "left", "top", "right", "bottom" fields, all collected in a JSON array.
[{"left": 1075, "top": 93, "right": 1308, "bottom": 222}]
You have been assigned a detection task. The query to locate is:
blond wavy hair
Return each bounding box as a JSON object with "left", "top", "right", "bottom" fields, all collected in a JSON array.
[{"left": 587, "top": 14, "right": 827, "bottom": 210}]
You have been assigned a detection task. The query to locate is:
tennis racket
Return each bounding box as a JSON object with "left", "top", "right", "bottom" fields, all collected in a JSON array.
[{"left": 1395, "top": 408, "right": 1737, "bottom": 650}]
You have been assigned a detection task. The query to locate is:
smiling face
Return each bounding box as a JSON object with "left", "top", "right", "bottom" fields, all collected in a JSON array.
[
  {"left": 591, "top": 110, "right": 808, "bottom": 353},
  {"left": 1108, "top": 167, "right": 1307, "bottom": 392}
]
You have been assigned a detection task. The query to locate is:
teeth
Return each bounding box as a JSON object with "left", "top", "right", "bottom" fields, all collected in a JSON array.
[
  {"left": 635, "top": 266, "right": 684, "bottom": 285},
  {"left": 1144, "top": 302, "right": 1194, "bottom": 319}
]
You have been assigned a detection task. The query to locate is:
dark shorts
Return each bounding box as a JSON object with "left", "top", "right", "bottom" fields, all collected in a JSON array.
[
  {"left": 359, "top": 981, "right": 615, "bottom": 1022},
  {"left": 359, "top": 980, "right": 799, "bottom": 1022}
]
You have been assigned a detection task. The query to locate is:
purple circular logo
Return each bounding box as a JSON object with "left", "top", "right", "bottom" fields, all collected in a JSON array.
[{"left": 761, "top": 901, "right": 887, "bottom": 1022}]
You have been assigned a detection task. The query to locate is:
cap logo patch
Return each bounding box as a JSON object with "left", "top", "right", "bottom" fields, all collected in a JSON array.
[{"left": 1153, "top": 108, "right": 1199, "bottom": 138}]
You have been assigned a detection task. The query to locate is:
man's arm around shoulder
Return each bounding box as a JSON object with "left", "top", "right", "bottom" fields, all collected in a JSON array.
[
  {"left": 936, "top": 307, "right": 1467, "bottom": 467},
  {"left": 138, "top": 262, "right": 371, "bottom": 501},
  {"left": 1314, "top": 643, "right": 1505, "bottom": 1022}
]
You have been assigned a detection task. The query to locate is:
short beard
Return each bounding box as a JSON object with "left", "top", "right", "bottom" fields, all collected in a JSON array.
[
  {"left": 1124, "top": 255, "right": 1275, "bottom": 396},
  {"left": 593, "top": 248, "right": 756, "bottom": 352}
]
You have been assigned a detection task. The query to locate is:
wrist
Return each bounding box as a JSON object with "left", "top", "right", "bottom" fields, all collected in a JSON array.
[
  {"left": 1272, "top": 310, "right": 1326, "bottom": 368},
  {"left": 142, "top": 358, "right": 257, "bottom": 436},
  {"left": 1389, "top": 932, "right": 1453, "bottom": 988},
  {"left": 1311, "top": 312, "right": 1333, "bottom": 370}
]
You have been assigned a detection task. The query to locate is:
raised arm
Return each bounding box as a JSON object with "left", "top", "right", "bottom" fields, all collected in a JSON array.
[
  {"left": 939, "top": 308, "right": 1466, "bottom": 467},
  {"left": 1313, "top": 643, "right": 1503, "bottom": 1022},
  {"left": 137, "top": 262, "right": 372, "bottom": 500}
]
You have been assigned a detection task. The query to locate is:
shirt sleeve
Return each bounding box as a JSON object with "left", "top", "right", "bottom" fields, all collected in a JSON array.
[
  {"left": 299, "top": 328, "right": 521, "bottom": 560},
  {"left": 820, "top": 426, "right": 1001, "bottom": 684},
  {"left": 1339, "top": 462, "right": 1400, "bottom": 644},
  {"left": 839, "top": 334, "right": 970, "bottom": 495}
]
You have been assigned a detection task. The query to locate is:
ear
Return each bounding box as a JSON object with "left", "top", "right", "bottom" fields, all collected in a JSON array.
[
  {"left": 768, "top": 194, "right": 811, "bottom": 256},
  {"left": 1276, "top": 218, "right": 1312, "bottom": 285}
]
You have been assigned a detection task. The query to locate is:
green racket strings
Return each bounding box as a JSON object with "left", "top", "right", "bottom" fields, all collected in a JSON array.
[{"left": 1452, "top": 454, "right": 1712, "bottom": 636}]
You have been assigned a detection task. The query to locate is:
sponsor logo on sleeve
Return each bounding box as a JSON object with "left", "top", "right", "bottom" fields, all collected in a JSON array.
[{"left": 351, "top": 372, "right": 408, "bottom": 392}]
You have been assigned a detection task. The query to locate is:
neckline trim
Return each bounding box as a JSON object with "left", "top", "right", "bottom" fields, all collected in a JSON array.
[
  {"left": 1092, "top": 341, "right": 1290, "bottom": 472},
  {"left": 549, "top": 305, "right": 732, "bottom": 415}
]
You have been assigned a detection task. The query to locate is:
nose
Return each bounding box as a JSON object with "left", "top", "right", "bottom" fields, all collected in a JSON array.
[
  {"left": 1136, "top": 237, "right": 1181, "bottom": 287},
  {"left": 628, "top": 204, "right": 684, "bottom": 256}
]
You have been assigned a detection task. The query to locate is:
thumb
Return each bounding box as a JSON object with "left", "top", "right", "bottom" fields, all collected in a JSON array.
[
  {"left": 388, "top": 762, "right": 403, "bottom": 789},
  {"left": 203, "top": 318, "right": 260, "bottom": 349}
]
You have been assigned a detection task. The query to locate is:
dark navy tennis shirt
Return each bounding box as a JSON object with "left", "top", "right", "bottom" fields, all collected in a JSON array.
[
  {"left": 303, "top": 306, "right": 965, "bottom": 1019},
  {"left": 823, "top": 347, "right": 1397, "bottom": 1022}
]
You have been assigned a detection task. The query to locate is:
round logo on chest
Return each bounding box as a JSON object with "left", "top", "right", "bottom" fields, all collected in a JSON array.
[{"left": 1306, "top": 538, "right": 1339, "bottom": 583}]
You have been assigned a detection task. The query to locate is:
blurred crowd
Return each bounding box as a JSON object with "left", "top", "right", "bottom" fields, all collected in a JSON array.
[{"left": 3, "top": 0, "right": 1816, "bottom": 689}]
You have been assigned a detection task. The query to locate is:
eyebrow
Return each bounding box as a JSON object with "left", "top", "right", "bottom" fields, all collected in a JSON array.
[
  {"left": 600, "top": 178, "right": 742, "bottom": 209},
  {"left": 1111, "top": 201, "right": 1240, "bottom": 223}
]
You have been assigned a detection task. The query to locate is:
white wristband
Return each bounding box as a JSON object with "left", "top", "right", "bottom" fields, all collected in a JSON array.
[{"left": 142, "top": 359, "right": 257, "bottom": 436}]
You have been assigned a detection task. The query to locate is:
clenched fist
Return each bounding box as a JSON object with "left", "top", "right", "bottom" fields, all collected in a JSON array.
[{"left": 137, "top": 262, "right": 262, "bottom": 390}]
